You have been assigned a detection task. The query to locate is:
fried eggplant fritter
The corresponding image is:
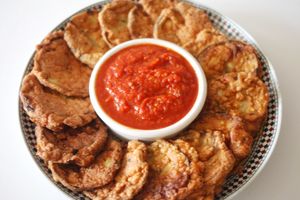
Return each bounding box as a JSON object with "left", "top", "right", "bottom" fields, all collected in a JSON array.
[
  {"left": 136, "top": 139, "right": 202, "bottom": 200},
  {"left": 128, "top": 4, "right": 153, "bottom": 39},
  {"left": 183, "top": 28, "right": 227, "bottom": 57},
  {"left": 154, "top": 2, "right": 212, "bottom": 46},
  {"left": 36, "top": 119, "right": 108, "bottom": 167},
  {"left": 179, "top": 130, "right": 216, "bottom": 162},
  {"left": 64, "top": 10, "right": 109, "bottom": 68},
  {"left": 154, "top": 8, "right": 185, "bottom": 45},
  {"left": 140, "top": 0, "right": 176, "bottom": 21},
  {"left": 99, "top": 0, "right": 135, "bottom": 47},
  {"left": 20, "top": 73, "right": 96, "bottom": 131},
  {"left": 207, "top": 72, "right": 269, "bottom": 121},
  {"left": 174, "top": 2, "right": 213, "bottom": 44},
  {"left": 172, "top": 139, "right": 205, "bottom": 199},
  {"left": 49, "top": 138, "right": 122, "bottom": 191},
  {"left": 180, "top": 131, "right": 235, "bottom": 200},
  {"left": 192, "top": 113, "right": 253, "bottom": 159},
  {"left": 84, "top": 140, "right": 148, "bottom": 200},
  {"left": 198, "top": 41, "right": 261, "bottom": 79},
  {"left": 33, "top": 31, "right": 91, "bottom": 97},
  {"left": 203, "top": 132, "right": 236, "bottom": 187}
]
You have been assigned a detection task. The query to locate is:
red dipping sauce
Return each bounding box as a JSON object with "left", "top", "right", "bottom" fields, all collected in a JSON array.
[{"left": 95, "top": 44, "right": 198, "bottom": 130}]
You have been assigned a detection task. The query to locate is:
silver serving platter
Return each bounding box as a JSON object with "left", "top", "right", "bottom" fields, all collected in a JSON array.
[{"left": 18, "top": 1, "right": 282, "bottom": 199}]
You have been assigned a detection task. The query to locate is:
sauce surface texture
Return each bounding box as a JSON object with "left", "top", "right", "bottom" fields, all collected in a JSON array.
[{"left": 96, "top": 44, "right": 198, "bottom": 129}]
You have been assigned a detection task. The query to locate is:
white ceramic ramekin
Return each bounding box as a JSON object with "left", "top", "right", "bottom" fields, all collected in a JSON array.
[{"left": 89, "top": 38, "right": 207, "bottom": 141}]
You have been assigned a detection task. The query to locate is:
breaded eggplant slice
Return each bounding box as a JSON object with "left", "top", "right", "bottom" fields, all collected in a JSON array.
[
  {"left": 203, "top": 131, "right": 236, "bottom": 187},
  {"left": 172, "top": 139, "right": 205, "bottom": 199},
  {"left": 49, "top": 138, "right": 122, "bottom": 191},
  {"left": 33, "top": 31, "right": 91, "bottom": 97},
  {"left": 140, "top": 0, "right": 176, "bottom": 21},
  {"left": 64, "top": 10, "right": 109, "bottom": 68},
  {"left": 207, "top": 72, "right": 269, "bottom": 121},
  {"left": 128, "top": 4, "right": 153, "bottom": 38},
  {"left": 198, "top": 41, "right": 262, "bottom": 79},
  {"left": 183, "top": 28, "right": 227, "bottom": 57},
  {"left": 84, "top": 140, "right": 148, "bottom": 200},
  {"left": 36, "top": 119, "right": 108, "bottom": 167},
  {"left": 20, "top": 73, "right": 96, "bottom": 131},
  {"left": 182, "top": 131, "right": 235, "bottom": 200},
  {"left": 154, "top": 2, "right": 212, "bottom": 46},
  {"left": 153, "top": 8, "right": 185, "bottom": 45},
  {"left": 179, "top": 130, "right": 217, "bottom": 162},
  {"left": 136, "top": 139, "right": 196, "bottom": 200},
  {"left": 192, "top": 113, "right": 253, "bottom": 159},
  {"left": 174, "top": 1, "right": 213, "bottom": 44},
  {"left": 99, "top": 0, "right": 135, "bottom": 47}
]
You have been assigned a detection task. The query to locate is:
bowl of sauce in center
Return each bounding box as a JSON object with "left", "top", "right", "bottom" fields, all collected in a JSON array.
[{"left": 90, "top": 39, "right": 207, "bottom": 141}]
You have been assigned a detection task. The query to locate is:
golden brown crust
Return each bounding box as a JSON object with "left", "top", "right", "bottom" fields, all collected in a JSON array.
[
  {"left": 140, "top": 0, "right": 176, "bottom": 21},
  {"left": 183, "top": 28, "right": 227, "bottom": 57},
  {"left": 154, "top": 2, "right": 212, "bottom": 46},
  {"left": 174, "top": 1, "right": 213, "bottom": 44},
  {"left": 229, "top": 121, "right": 254, "bottom": 159},
  {"left": 49, "top": 138, "right": 122, "bottom": 191},
  {"left": 19, "top": 73, "right": 96, "bottom": 131},
  {"left": 207, "top": 72, "right": 269, "bottom": 121},
  {"left": 128, "top": 4, "right": 153, "bottom": 38},
  {"left": 153, "top": 8, "right": 185, "bottom": 45},
  {"left": 172, "top": 139, "right": 205, "bottom": 199},
  {"left": 179, "top": 130, "right": 216, "bottom": 162},
  {"left": 33, "top": 31, "right": 91, "bottom": 97},
  {"left": 84, "top": 140, "right": 149, "bottom": 200},
  {"left": 99, "top": 0, "right": 135, "bottom": 47},
  {"left": 180, "top": 131, "right": 235, "bottom": 199},
  {"left": 191, "top": 113, "right": 253, "bottom": 159},
  {"left": 136, "top": 139, "right": 193, "bottom": 200},
  {"left": 203, "top": 132, "right": 236, "bottom": 187},
  {"left": 64, "top": 10, "right": 109, "bottom": 68},
  {"left": 198, "top": 40, "right": 262, "bottom": 79},
  {"left": 36, "top": 119, "right": 108, "bottom": 167}
]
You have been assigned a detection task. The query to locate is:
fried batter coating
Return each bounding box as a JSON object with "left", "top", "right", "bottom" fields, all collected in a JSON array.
[
  {"left": 64, "top": 10, "right": 109, "bottom": 68},
  {"left": 172, "top": 139, "right": 205, "bottom": 199},
  {"left": 84, "top": 140, "right": 148, "bottom": 200},
  {"left": 203, "top": 132, "right": 235, "bottom": 187},
  {"left": 174, "top": 2, "right": 213, "bottom": 44},
  {"left": 33, "top": 31, "right": 91, "bottom": 97},
  {"left": 136, "top": 139, "right": 195, "bottom": 200},
  {"left": 198, "top": 41, "right": 261, "bottom": 79},
  {"left": 185, "top": 193, "right": 214, "bottom": 200},
  {"left": 99, "top": 0, "right": 135, "bottom": 47},
  {"left": 154, "top": 8, "right": 185, "bottom": 45},
  {"left": 49, "top": 138, "right": 122, "bottom": 191},
  {"left": 140, "top": 0, "right": 176, "bottom": 21},
  {"left": 207, "top": 72, "right": 269, "bottom": 121},
  {"left": 154, "top": 2, "right": 212, "bottom": 46},
  {"left": 192, "top": 113, "right": 253, "bottom": 159},
  {"left": 245, "top": 118, "right": 265, "bottom": 135},
  {"left": 36, "top": 119, "right": 108, "bottom": 167},
  {"left": 183, "top": 28, "right": 227, "bottom": 57},
  {"left": 179, "top": 130, "right": 216, "bottom": 162},
  {"left": 181, "top": 131, "right": 235, "bottom": 200},
  {"left": 128, "top": 4, "right": 153, "bottom": 38},
  {"left": 20, "top": 73, "right": 96, "bottom": 131}
]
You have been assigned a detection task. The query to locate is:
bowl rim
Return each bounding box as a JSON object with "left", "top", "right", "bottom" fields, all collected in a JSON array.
[{"left": 89, "top": 38, "right": 207, "bottom": 141}]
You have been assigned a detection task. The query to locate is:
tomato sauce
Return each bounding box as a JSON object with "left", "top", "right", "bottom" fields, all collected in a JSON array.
[{"left": 95, "top": 44, "right": 198, "bottom": 129}]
